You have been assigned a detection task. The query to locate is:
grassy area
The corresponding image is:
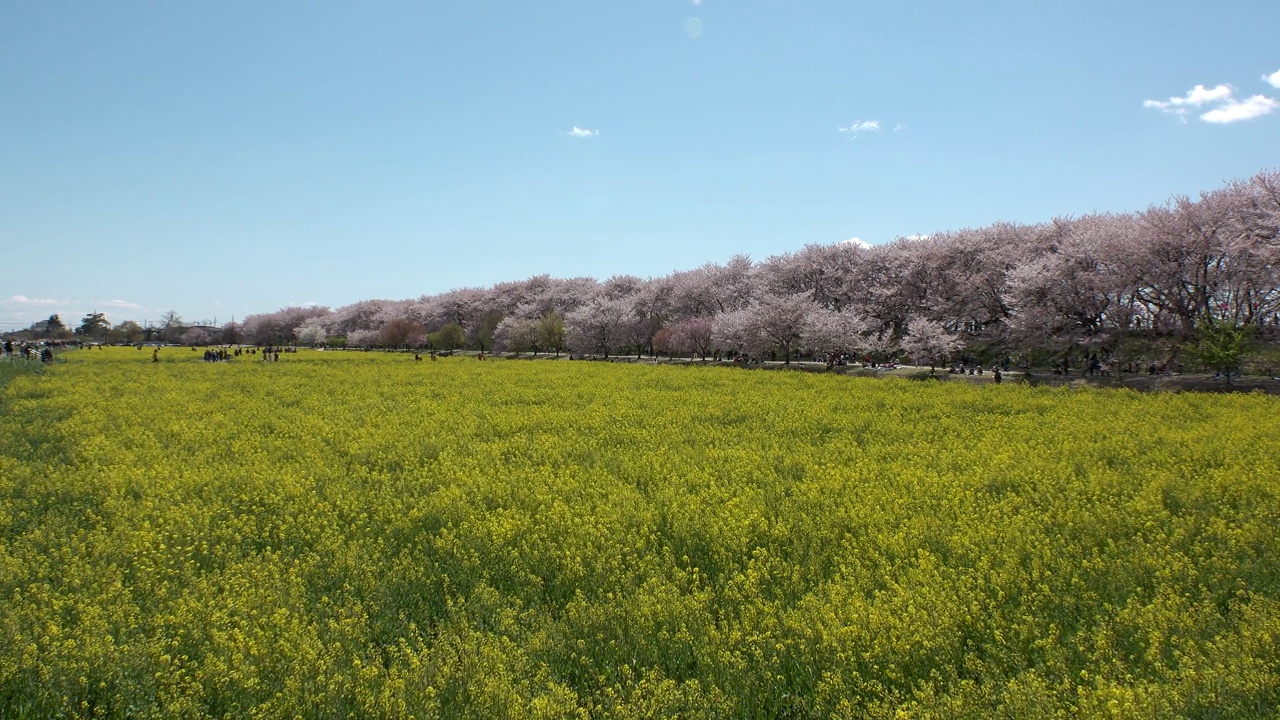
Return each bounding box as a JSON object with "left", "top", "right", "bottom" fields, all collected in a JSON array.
[{"left": 1, "top": 348, "right": 1278, "bottom": 717}]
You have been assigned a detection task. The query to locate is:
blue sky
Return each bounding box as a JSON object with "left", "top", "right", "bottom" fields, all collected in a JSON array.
[{"left": 3, "top": 0, "right": 1279, "bottom": 330}]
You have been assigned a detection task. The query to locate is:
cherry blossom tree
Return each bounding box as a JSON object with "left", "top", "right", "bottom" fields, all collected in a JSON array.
[
  {"left": 804, "top": 307, "right": 870, "bottom": 357},
  {"left": 220, "top": 320, "right": 242, "bottom": 345},
  {"left": 1216, "top": 171, "right": 1280, "bottom": 330},
  {"left": 486, "top": 277, "right": 544, "bottom": 319},
  {"left": 243, "top": 306, "right": 330, "bottom": 345},
  {"left": 709, "top": 254, "right": 758, "bottom": 312},
  {"left": 566, "top": 297, "right": 632, "bottom": 357},
  {"left": 710, "top": 294, "right": 815, "bottom": 364},
  {"left": 670, "top": 255, "right": 757, "bottom": 317},
  {"left": 494, "top": 316, "right": 541, "bottom": 355},
  {"left": 630, "top": 278, "right": 674, "bottom": 356},
  {"left": 759, "top": 242, "right": 862, "bottom": 309},
  {"left": 1122, "top": 191, "right": 1235, "bottom": 338},
  {"left": 620, "top": 311, "right": 653, "bottom": 359},
  {"left": 379, "top": 318, "right": 425, "bottom": 349},
  {"left": 711, "top": 308, "right": 758, "bottom": 357},
  {"left": 901, "top": 317, "right": 963, "bottom": 373},
  {"left": 346, "top": 329, "right": 379, "bottom": 348},
  {"left": 601, "top": 274, "right": 643, "bottom": 300},
  {"left": 750, "top": 293, "right": 814, "bottom": 364},
  {"left": 1005, "top": 215, "right": 1124, "bottom": 359},
  {"left": 915, "top": 224, "right": 1030, "bottom": 335},
  {"left": 415, "top": 288, "right": 487, "bottom": 335},
  {"left": 296, "top": 322, "right": 327, "bottom": 346},
  {"left": 662, "top": 316, "right": 715, "bottom": 360},
  {"left": 215, "top": 168, "right": 1280, "bottom": 366},
  {"left": 506, "top": 276, "right": 599, "bottom": 320},
  {"left": 668, "top": 267, "right": 719, "bottom": 318},
  {"left": 181, "top": 327, "right": 210, "bottom": 346},
  {"left": 370, "top": 300, "right": 415, "bottom": 333},
  {"left": 840, "top": 244, "right": 913, "bottom": 340},
  {"left": 323, "top": 300, "right": 389, "bottom": 336}
]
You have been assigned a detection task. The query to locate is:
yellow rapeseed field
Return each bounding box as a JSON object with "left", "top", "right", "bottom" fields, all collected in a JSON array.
[{"left": 1, "top": 348, "right": 1278, "bottom": 718}]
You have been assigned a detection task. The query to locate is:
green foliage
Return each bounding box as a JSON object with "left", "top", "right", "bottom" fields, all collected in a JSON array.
[
  {"left": 36, "top": 314, "right": 71, "bottom": 340},
  {"left": 1243, "top": 343, "right": 1280, "bottom": 377},
  {"left": 1, "top": 349, "right": 1278, "bottom": 716},
  {"left": 76, "top": 313, "right": 110, "bottom": 340},
  {"left": 538, "top": 313, "right": 566, "bottom": 356},
  {"left": 1191, "top": 320, "right": 1256, "bottom": 377},
  {"left": 470, "top": 312, "right": 502, "bottom": 352},
  {"left": 107, "top": 320, "right": 144, "bottom": 345},
  {"left": 429, "top": 323, "right": 466, "bottom": 352}
]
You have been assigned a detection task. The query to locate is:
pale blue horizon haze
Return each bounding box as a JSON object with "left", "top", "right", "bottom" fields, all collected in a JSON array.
[{"left": 3, "top": 0, "right": 1279, "bottom": 330}]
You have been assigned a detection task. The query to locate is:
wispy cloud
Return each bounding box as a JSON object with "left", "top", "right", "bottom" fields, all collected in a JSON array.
[
  {"left": 839, "top": 120, "right": 881, "bottom": 136},
  {"left": 1265, "top": 69, "right": 1280, "bottom": 89},
  {"left": 96, "top": 299, "right": 141, "bottom": 309},
  {"left": 1201, "top": 95, "right": 1279, "bottom": 123},
  {"left": 1143, "top": 84, "right": 1233, "bottom": 119},
  {"left": 0, "top": 296, "right": 78, "bottom": 330},
  {"left": 892, "top": 123, "right": 906, "bottom": 133},
  {"left": 1, "top": 296, "right": 158, "bottom": 328},
  {"left": 566, "top": 127, "right": 599, "bottom": 138},
  {"left": 1145, "top": 81, "right": 1277, "bottom": 123},
  {"left": 5, "top": 295, "right": 62, "bottom": 306}
]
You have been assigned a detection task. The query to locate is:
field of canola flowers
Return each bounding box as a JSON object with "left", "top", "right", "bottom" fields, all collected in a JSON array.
[{"left": 1, "top": 348, "right": 1278, "bottom": 719}]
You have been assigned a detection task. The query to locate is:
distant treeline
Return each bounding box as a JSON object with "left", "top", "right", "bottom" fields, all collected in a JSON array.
[{"left": 22, "top": 170, "right": 1280, "bottom": 372}]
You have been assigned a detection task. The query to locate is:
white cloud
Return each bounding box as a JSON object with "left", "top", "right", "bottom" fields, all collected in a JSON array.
[
  {"left": 1265, "top": 69, "right": 1280, "bottom": 89},
  {"left": 1184, "top": 84, "right": 1233, "bottom": 105},
  {"left": 1143, "top": 83, "right": 1234, "bottom": 116},
  {"left": 1201, "top": 95, "right": 1279, "bottom": 123},
  {"left": 566, "top": 127, "right": 599, "bottom": 138},
  {"left": 5, "top": 295, "right": 61, "bottom": 306},
  {"left": 841, "top": 237, "right": 872, "bottom": 249},
  {"left": 839, "top": 120, "right": 881, "bottom": 135},
  {"left": 96, "top": 299, "right": 141, "bottom": 309},
  {"left": 1145, "top": 82, "right": 1277, "bottom": 124},
  {"left": 892, "top": 123, "right": 906, "bottom": 132},
  {"left": 903, "top": 233, "right": 931, "bottom": 241}
]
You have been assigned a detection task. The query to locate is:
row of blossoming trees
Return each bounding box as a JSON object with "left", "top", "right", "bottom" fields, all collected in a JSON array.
[{"left": 239, "top": 170, "right": 1280, "bottom": 369}]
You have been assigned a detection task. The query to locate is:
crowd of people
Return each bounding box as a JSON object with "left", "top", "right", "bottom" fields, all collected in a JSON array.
[
  {"left": 2, "top": 339, "right": 58, "bottom": 363},
  {"left": 195, "top": 345, "right": 299, "bottom": 362},
  {"left": 166, "top": 345, "right": 301, "bottom": 362}
]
